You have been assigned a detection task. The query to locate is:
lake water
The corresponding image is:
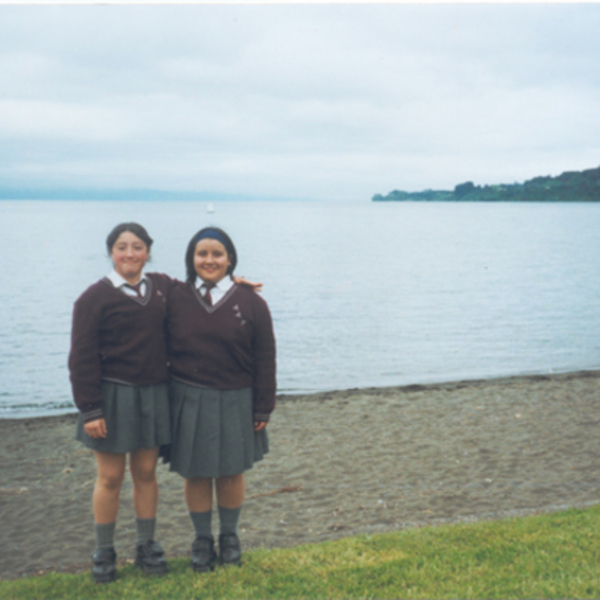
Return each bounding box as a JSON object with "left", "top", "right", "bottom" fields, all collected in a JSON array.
[{"left": 1, "top": 199, "right": 599, "bottom": 419}]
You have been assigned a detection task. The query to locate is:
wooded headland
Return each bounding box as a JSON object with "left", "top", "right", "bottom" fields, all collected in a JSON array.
[{"left": 373, "top": 165, "right": 600, "bottom": 202}]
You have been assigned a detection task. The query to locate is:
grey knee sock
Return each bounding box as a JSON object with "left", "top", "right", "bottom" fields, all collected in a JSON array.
[
  {"left": 95, "top": 522, "right": 116, "bottom": 550},
  {"left": 136, "top": 518, "right": 156, "bottom": 546},
  {"left": 218, "top": 505, "right": 241, "bottom": 535},
  {"left": 190, "top": 510, "right": 213, "bottom": 538}
]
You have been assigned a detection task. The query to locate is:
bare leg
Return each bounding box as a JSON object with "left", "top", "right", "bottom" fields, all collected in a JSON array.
[
  {"left": 129, "top": 446, "right": 159, "bottom": 519},
  {"left": 93, "top": 451, "right": 126, "bottom": 524},
  {"left": 91, "top": 454, "right": 122, "bottom": 583},
  {"left": 185, "top": 477, "right": 214, "bottom": 513},
  {"left": 215, "top": 473, "right": 245, "bottom": 509}
]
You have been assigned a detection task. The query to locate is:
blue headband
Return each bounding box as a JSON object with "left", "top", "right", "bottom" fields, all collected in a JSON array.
[{"left": 193, "top": 229, "right": 229, "bottom": 249}]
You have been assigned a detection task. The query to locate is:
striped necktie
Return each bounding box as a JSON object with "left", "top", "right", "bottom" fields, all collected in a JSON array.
[
  {"left": 124, "top": 281, "right": 144, "bottom": 299},
  {"left": 201, "top": 283, "right": 216, "bottom": 305}
]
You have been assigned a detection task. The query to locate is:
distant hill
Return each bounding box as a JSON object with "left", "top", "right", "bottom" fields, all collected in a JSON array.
[{"left": 373, "top": 165, "right": 600, "bottom": 202}]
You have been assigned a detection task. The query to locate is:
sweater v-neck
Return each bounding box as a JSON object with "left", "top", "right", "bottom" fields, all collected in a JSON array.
[
  {"left": 102, "top": 276, "right": 154, "bottom": 307},
  {"left": 191, "top": 281, "right": 238, "bottom": 314}
]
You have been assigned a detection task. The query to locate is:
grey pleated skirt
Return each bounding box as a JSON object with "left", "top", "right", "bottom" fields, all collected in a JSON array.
[
  {"left": 169, "top": 380, "right": 269, "bottom": 479},
  {"left": 76, "top": 381, "right": 171, "bottom": 454}
]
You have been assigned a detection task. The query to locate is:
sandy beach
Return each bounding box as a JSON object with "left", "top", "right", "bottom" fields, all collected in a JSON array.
[{"left": 2, "top": 370, "right": 600, "bottom": 580}]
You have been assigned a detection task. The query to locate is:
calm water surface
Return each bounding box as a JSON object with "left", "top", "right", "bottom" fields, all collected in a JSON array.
[{"left": 1, "top": 200, "right": 599, "bottom": 418}]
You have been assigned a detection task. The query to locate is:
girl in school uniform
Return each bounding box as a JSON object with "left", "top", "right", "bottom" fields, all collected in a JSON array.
[
  {"left": 69, "top": 222, "right": 172, "bottom": 583},
  {"left": 167, "top": 227, "right": 276, "bottom": 572}
]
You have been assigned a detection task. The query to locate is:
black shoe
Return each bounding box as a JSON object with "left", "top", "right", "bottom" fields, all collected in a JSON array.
[
  {"left": 135, "top": 540, "right": 168, "bottom": 575},
  {"left": 218, "top": 533, "right": 242, "bottom": 566},
  {"left": 191, "top": 535, "right": 217, "bottom": 573},
  {"left": 92, "top": 547, "right": 117, "bottom": 583}
]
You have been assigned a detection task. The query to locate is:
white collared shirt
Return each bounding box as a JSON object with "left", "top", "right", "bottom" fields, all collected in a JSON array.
[
  {"left": 195, "top": 276, "right": 234, "bottom": 304},
  {"left": 106, "top": 269, "right": 147, "bottom": 297}
]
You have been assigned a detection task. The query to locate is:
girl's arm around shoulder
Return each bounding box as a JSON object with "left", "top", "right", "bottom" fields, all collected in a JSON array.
[
  {"left": 145, "top": 272, "right": 179, "bottom": 294},
  {"left": 163, "top": 277, "right": 193, "bottom": 307},
  {"left": 233, "top": 274, "right": 263, "bottom": 292}
]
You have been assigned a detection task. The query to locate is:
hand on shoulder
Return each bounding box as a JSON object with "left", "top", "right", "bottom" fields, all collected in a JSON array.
[{"left": 233, "top": 275, "right": 263, "bottom": 292}]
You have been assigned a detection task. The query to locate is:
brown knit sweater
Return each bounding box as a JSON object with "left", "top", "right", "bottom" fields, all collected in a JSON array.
[
  {"left": 167, "top": 281, "right": 277, "bottom": 421},
  {"left": 69, "top": 273, "right": 173, "bottom": 422}
]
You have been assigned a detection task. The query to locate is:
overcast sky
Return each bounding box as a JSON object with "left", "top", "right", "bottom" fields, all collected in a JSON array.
[{"left": 1, "top": 3, "right": 599, "bottom": 201}]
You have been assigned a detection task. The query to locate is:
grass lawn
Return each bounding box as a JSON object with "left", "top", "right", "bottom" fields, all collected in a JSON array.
[{"left": 2, "top": 505, "right": 600, "bottom": 599}]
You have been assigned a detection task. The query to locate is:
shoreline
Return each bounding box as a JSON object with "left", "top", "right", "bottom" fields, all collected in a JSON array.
[
  {"left": 3, "top": 368, "right": 600, "bottom": 423},
  {"left": 2, "top": 369, "right": 600, "bottom": 579}
]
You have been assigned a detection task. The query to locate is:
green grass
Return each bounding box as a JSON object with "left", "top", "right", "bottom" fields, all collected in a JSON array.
[{"left": 3, "top": 505, "right": 600, "bottom": 599}]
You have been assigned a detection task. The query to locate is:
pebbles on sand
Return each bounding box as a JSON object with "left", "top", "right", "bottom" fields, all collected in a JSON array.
[{"left": 1, "top": 370, "right": 600, "bottom": 579}]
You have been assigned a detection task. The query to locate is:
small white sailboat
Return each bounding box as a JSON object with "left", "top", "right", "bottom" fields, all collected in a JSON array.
[{"left": 206, "top": 202, "right": 215, "bottom": 213}]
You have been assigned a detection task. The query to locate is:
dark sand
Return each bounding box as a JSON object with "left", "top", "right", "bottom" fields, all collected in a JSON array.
[{"left": 2, "top": 370, "right": 600, "bottom": 579}]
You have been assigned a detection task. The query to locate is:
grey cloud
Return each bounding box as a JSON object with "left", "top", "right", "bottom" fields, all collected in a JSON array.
[{"left": 1, "top": 4, "right": 599, "bottom": 200}]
